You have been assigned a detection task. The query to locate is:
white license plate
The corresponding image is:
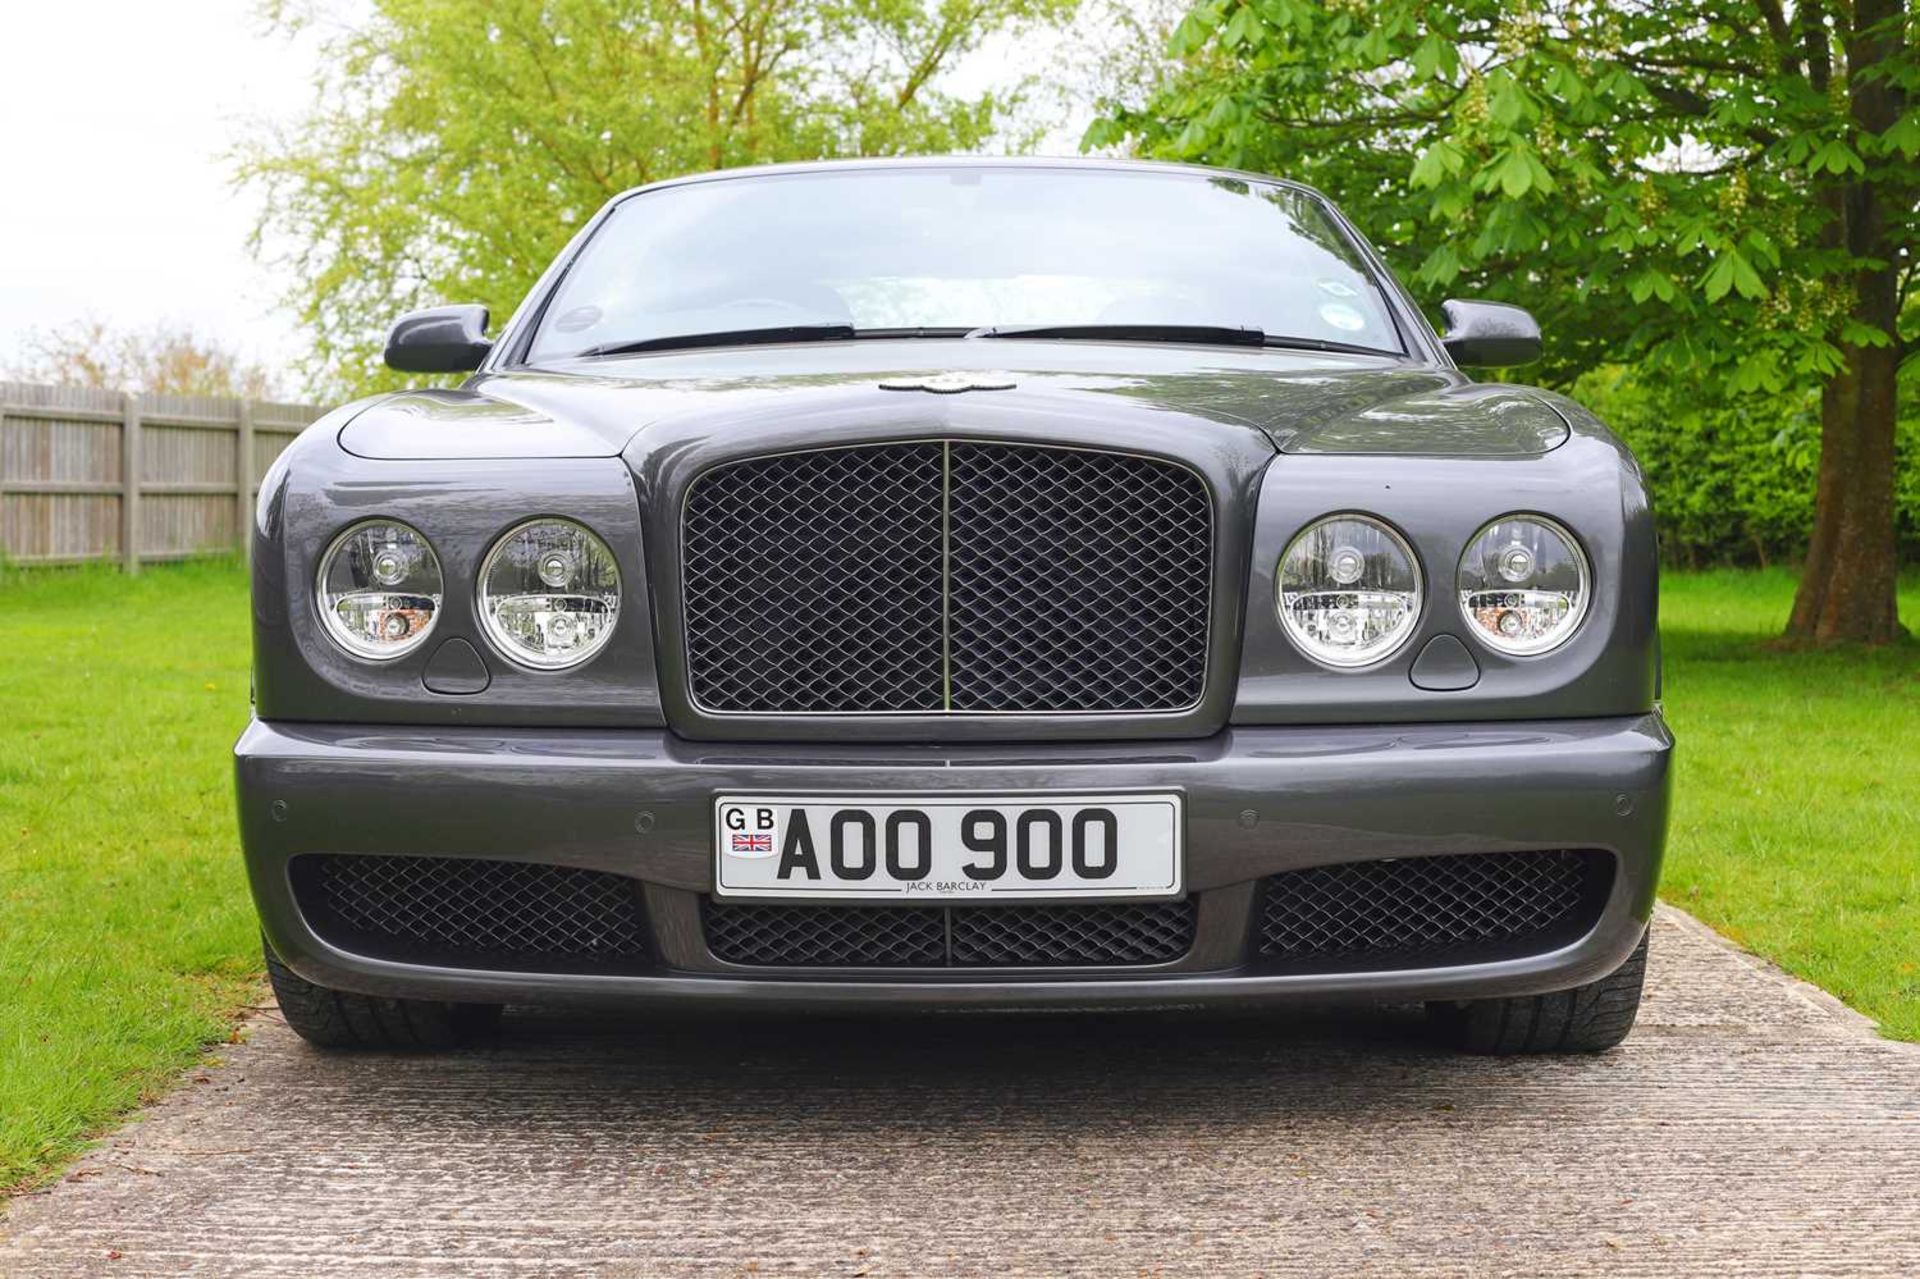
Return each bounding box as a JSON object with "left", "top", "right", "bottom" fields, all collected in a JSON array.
[{"left": 714, "top": 794, "right": 1182, "bottom": 901}]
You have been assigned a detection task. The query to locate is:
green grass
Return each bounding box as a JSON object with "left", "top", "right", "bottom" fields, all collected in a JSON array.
[
  {"left": 1657, "top": 568, "right": 1920, "bottom": 1039},
  {"left": 0, "top": 559, "right": 260, "bottom": 1194},
  {"left": 0, "top": 559, "right": 1915, "bottom": 1195}
]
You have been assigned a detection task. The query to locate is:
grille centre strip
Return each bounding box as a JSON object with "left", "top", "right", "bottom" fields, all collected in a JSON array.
[{"left": 681, "top": 441, "right": 1214, "bottom": 714}]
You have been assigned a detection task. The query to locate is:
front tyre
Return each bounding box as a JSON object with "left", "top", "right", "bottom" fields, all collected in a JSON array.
[
  {"left": 264, "top": 940, "right": 501, "bottom": 1050},
  {"left": 1427, "top": 930, "right": 1648, "bottom": 1055}
]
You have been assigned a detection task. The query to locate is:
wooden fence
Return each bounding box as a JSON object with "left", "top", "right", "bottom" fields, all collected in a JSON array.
[{"left": 0, "top": 382, "right": 323, "bottom": 570}]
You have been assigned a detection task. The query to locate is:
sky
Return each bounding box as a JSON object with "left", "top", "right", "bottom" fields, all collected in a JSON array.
[{"left": 0, "top": 2, "right": 322, "bottom": 373}]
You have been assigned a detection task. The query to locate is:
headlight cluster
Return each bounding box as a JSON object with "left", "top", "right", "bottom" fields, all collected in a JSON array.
[
  {"left": 316, "top": 517, "right": 621, "bottom": 670},
  {"left": 1277, "top": 515, "right": 1423, "bottom": 667},
  {"left": 479, "top": 519, "right": 621, "bottom": 669},
  {"left": 317, "top": 521, "right": 444, "bottom": 661},
  {"left": 1456, "top": 516, "right": 1589, "bottom": 655},
  {"left": 1276, "top": 513, "right": 1589, "bottom": 667}
]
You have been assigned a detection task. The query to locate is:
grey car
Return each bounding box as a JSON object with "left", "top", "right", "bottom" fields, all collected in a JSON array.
[{"left": 237, "top": 157, "right": 1670, "bottom": 1054}]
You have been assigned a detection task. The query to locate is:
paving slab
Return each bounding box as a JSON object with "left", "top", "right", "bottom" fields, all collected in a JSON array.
[{"left": 3, "top": 906, "right": 1917, "bottom": 1278}]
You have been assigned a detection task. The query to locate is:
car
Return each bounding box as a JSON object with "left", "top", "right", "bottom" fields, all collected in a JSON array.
[{"left": 237, "top": 156, "right": 1670, "bottom": 1054}]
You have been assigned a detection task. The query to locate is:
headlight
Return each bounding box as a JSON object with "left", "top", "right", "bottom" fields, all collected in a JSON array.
[
  {"left": 1276, "top": 514, "right": 1422, "bottom": 667},
  {"left": 1457, "top": 515, "right": 1590, "bottom": 655},
  {"left": 316, "top": 520, "right": 442, "bottom": 660},
  {"left": 478, "top": 518, "right": 620, "bottom": 669}
]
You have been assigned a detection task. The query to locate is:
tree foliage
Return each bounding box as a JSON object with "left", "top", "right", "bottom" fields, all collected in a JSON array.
[
  {"left": 241, "top": 0, "right": 1074, "bottom": 396},
  {"left": 3, "top": 318, "right": 283, "bottom": 399},
  {"left": 1093, "top": 0, "right": 1916, "bottom": 641}
]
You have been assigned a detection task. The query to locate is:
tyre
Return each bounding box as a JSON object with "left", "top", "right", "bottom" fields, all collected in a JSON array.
[
  {"left": 264, "top": 940, "right": 501, "bottom": 1050},
  {"left": 1427, "top": 929, "right": 1649, "bottom": 1055}
]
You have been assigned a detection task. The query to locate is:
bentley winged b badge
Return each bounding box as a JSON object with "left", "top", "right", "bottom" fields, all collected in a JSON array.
[{"left": 877, "top": 372, "right": 1018, "bottom": 394}]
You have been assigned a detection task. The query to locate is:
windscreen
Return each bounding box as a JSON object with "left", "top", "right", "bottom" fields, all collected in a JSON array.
[{"left": 527, "top": 167, "right": 1404, "bottom": 359}]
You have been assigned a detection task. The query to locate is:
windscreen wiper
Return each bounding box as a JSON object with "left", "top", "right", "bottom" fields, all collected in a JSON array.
[
  {"left": 574, "top": 324, "right": 857, "bottom": 358},
  {"left": 966, "top": 324, "right": 1398, "bottom": 357},
  {"left": 966, "top": 323, "right": 1267, "bottom": 347},
  {"left": 1255, "top": 334, "right": 1402, "bottom": 357}
]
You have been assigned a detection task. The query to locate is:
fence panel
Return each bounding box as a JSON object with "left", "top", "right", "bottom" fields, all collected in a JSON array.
[{"left": 0, "top": 381, "right": 324, "bottom": 568}]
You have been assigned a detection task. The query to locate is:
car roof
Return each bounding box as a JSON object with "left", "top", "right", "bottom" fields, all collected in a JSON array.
[{"left": 604, "top": 155, "right": 1331, "bottom": 210}]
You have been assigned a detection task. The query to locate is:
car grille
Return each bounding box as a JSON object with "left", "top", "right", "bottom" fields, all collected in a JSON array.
[
  {"left": 1255, "top": 849, "right": 1611, "bottom": 971},
  {"left": 682, "top": 441, "right": 1213, "bottom": 714},
  {"left": 703, "top": 899, "right": 1197, "bottom": 967},
  {"left": 292, "top": 854, "right": 651, "bottom": 974}
]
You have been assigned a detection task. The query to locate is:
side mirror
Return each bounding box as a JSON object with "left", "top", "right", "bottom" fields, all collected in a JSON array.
[
  {"left": 384, "top": 304, "right": 493, "bottom": 373},
  {"left": 1439, "top": 299, "right": 1541, "bottom": 368}
]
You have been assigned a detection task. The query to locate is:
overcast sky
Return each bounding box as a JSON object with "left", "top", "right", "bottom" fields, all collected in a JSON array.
[{"left": 0, "top": 3, "right": 328, "bottom": 373}]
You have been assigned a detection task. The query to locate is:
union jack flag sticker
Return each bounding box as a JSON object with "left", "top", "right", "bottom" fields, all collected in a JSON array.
[{"left": 730, "top": 832, "right": 774, "bottom": 856}]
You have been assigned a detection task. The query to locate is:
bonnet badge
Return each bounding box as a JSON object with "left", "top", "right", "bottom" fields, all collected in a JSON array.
[{"left": 878, "top": 372, "right": 1017, "bottom": 395}]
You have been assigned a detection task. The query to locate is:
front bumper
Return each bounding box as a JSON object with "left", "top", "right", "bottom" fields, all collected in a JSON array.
[{"left": 236, "top": 714, "right": 1671, "bottom": 1010}]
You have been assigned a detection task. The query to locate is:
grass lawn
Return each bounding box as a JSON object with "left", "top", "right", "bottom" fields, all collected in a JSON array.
[
  {"left": 0, "top": 559, "right": 1916, "bottom": 1194},
  {"left": 0, "top": 560, "right": 261, "bottom": 1195},
  {"left": 1657, "top": 569, "right": 1920, "bottom": 1040}
]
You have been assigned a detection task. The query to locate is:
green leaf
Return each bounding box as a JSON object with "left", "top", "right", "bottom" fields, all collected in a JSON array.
[
  {"left": 1410, "top": 139, "right": 1462, "bottom": 188},
  {"left": 1879, "top": 111, "right": 1920, "bottom": 158},
  {"left": 1807, "top": 138, "right": 1864, "bottom": 176},
  {"left": 1489, "top": 75, "right": 1529, "bottom": 129},
  {"left": 1167, "top": 12, "right": 1215, "bottom": 57},
  {"left": 1417, "top": 241, "right": 1464, "bottom": 285},
  {"left": 1411, "top": 32, "right": 1455, "bottom": 80},
  {"left": 1727, "top": 352, "right": 1782, "bottom": 394},
  {"left": 1839, "top": 319, "right": 1894, "bottom": 348},
  {"left": 1222, "top": 3, "right": 1258, "bottom": 48},
  {"left": 1701, "top": 247, "right": 1765, "bottom": 302},
  {"left": 1627, "top": 267, "right": 1678, "bottom": 305},
  {"left": 1491, "top": 146, "right": 1536, "bottom": 198}
]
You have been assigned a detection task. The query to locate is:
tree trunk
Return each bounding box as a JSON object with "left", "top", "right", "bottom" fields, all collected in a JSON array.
[
  {"left": 1788, "top": 335, "right": 1903, "bottom": 643},
  {"left": 1785, "top": 0, "right": 1908, "bottom": 645}
]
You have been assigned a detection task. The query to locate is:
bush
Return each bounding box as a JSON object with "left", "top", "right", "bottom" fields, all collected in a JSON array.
[{"left": 1572, "top": 367, "right": 1920, "bottom": 568}]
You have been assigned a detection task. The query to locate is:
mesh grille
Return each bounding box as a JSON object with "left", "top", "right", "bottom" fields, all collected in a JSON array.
[
  {"left": 703, "top": 903, "right": 947, "bottom": 967},
  {"left": 1256, "top": 850, "right": 1609, "bottom": 971},
  {"left": 949, "top": 901, "right": 1198, "bottom": 966},
  {"left": 704, "top": 899, "right": 1196, "bottom": 967},
  {"left": 683, "top": 443, "right": 945, "bottom": 712},
  {"left": 947, "top": 444, "right": 1212, "bottom": 711},
  {"left": 294, "top": 855, "right": 651, "bottom": 974},
  {"left": 681, "top": 442, "right": 1212, "bottom": 714}
]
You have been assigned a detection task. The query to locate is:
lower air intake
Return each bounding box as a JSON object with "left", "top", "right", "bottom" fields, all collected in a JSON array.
[
  {"left": 1256, "top": 849, "right": 1612, "bottom": 971},
  {"left": 293, "top": 854, "right": 651, "bottom": 974},
  {"left": 704, "top": 899, "right": 1196, "bottom": 968}
]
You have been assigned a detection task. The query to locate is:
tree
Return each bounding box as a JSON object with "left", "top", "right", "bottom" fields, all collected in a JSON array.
[
  {"left": 3, "top": 317, "right": 283, "bottom": 399},
  {"left": 240, "top": 0, "right": 1074, "bottom": 398},
  {"left": 1091, "top": 0, "right": 1916, "bottom": 644}
]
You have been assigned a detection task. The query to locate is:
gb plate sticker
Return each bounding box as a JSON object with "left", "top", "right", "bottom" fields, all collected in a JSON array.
[{"left": 718, "top": 802, "right": 782, "bottom": 858}]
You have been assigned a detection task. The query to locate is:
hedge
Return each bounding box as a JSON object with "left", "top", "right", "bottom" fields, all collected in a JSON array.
[{"left": 1571, "top": 367, "right": 1919, "bottom": 568}]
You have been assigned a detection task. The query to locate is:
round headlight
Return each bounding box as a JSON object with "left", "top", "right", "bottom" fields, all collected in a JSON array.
[
  {"left": 478, "top": 518, "right": 620, "bottom": 669},
  {"left": 316, "top": 520, "right": 442, "bottom": 660},
  {"left": 1277, "top": 514, "right": 1423, "bottom": 667},
  {"left": 1457, "top": 515, "right": 1590, "bottom": 655}
]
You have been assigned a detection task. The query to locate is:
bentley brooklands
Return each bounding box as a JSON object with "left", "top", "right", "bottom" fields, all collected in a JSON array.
[{"left": 237, "top": 158, "right": 1670, "bottom": 1054}]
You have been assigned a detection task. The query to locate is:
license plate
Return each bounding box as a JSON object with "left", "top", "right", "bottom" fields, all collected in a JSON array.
[{"left": 714, "top": 794, "right": 1182, "bottom": 901}]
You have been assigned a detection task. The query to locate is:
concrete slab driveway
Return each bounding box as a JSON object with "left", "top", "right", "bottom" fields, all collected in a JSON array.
[{"left": 4, "top": 906, "right": 1917, "bottom": 1278}]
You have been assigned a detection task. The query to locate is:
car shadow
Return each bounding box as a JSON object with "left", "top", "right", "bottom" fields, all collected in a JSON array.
[{"left": 338, "top": 1002, "right": 1546, "bottom": 1134}]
